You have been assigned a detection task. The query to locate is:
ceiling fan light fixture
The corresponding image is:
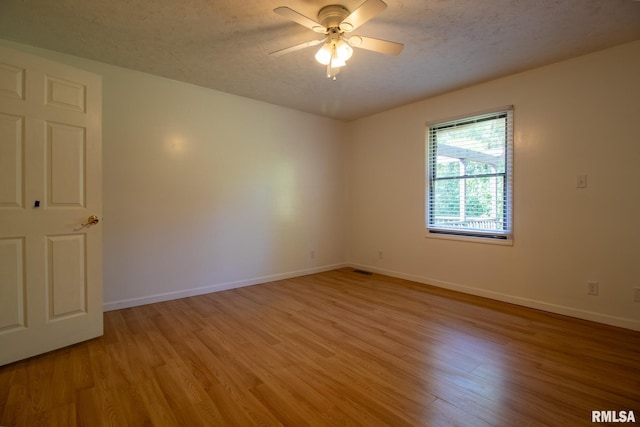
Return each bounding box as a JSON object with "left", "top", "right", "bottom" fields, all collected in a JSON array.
[{"left": 314, "top": 39, "right": 353, "bottom": 66}]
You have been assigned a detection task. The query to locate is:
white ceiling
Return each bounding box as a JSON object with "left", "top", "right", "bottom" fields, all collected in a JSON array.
[{"left": 1, "top": 0, "right": 638, "bottom": 121}]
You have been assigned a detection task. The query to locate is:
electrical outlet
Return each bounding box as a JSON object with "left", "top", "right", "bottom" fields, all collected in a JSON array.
[
  {"left": 310, "top": 250, "right": 316, "bottom": 259},
  {"left": 587, "top": 281, "right": 599, "bottom": 296},
  {"left": 633, "top": 288, "right": 640, "bottom": 303},
  {"left": 378, "top": 250, "right": 384, "bottom": 260}
]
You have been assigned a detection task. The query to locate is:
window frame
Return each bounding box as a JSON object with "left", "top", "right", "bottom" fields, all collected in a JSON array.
[{"left": 426, "top": 107, "right": 514, "bottom": 243}]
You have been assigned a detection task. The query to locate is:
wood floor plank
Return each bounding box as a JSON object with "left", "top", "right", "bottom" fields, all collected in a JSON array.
[
  {"left": 1, "top": 268, "right": 639, "bottom": 426},
  {"left": 134, "top": 377, "right": 181, "bottom": 427},
  {"left": 47, "top": 402, "right": 77, "bottom": 427}
]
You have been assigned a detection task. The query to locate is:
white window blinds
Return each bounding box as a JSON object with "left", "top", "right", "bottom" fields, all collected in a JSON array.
[{"left": 426, "top": 107, "right": 513, "bottom": 239}]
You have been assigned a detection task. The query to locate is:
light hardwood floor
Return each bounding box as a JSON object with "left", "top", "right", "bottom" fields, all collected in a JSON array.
[{"left": 1, "top": 268, "right": 639, "bottom": 426}]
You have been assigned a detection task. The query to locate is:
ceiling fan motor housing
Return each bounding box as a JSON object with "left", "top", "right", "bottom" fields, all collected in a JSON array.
[{"left": 318, "top": 5, "right": 350, "bottom": 30}]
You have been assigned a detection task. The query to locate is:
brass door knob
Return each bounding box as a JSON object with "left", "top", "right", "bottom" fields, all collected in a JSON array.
[{"left": 82, "top": 215, "right": 100, "bottom": 227}]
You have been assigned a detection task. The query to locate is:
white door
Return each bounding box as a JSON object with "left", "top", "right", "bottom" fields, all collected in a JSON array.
[{"left": 0, "top": 45, "right": 102, "bottom": 366}]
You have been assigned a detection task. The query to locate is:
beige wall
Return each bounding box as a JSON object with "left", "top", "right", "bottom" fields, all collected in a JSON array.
[
  {"left": 347, "top": 41, "right": 640, "bottom": 329},
  {"left": 3, "top": 39, "right": 639, "bottom": 329},
  {"left": 99, "top": 70, "right": 349, "bottom": 309}
]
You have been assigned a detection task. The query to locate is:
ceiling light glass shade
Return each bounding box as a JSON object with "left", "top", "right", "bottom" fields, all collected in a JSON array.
[
  {"left": 315, "top": 39, "right": 353, "bottom": 66},
  {"left": 330, "top": 57, "right": 346, "bottom": 68},
  {"left": 335, "top": 39, "right": 353, "bottom": 61},
  {"left": 315, "top": 44, "right": 333, "bottom": 65}
]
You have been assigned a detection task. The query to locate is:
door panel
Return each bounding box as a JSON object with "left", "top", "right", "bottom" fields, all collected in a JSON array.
[
  {"left": 47, "top": 121, "right": 85, "bottom": 207},
  {"left": 47, "top": 234, "right": 87, "bottom": 319},
  {"left": 0, "top": 62, "right": 24, "bottom": 99},
  {"left": 0, "top": 237, "right": 26, "bottom": 332},
  {"left": 0, "top": 113, "right": 23, "bottom": 207},
  {"left": 0, "top": 45, "right": 102, "bottom": 366},
  {"left": 45, "top": 75, "right": 86, "bottom": 112}
]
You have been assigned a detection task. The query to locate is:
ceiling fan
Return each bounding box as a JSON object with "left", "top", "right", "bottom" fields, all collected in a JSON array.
[{"left": 270, "top": 0, "right": 404, "bottom": 80}]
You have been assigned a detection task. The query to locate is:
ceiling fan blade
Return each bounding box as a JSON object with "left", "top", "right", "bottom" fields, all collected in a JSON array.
[
  {"left": 274, "top": 6, "right": 326, "bottom": 33},
  {"left": 348, "top": 35, "right": 403, "bottom": 56},
  {"left": 269, "top": 38, "right": 326, "bottom": 57},
  {"left": 339, "top": 0, "right": 387, "bottom": 32}
]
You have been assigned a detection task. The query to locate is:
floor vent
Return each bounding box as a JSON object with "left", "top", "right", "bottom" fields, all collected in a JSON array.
[{"left": 352, "top": 269, "right": 373, "bottom": 275}]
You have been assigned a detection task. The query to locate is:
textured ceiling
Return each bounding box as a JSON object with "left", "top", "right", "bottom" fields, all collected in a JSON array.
[{"left": 0, "top": 0, "right": 639, "bottom": 120}]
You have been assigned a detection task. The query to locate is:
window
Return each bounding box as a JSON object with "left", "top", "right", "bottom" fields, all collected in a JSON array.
[{"left": 426, "top": 107, "right": 513, "bottom": 240}]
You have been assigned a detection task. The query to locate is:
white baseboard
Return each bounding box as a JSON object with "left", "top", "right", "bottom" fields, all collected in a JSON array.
[
  {"left": 348, "top": 263, "right": 640, "bottom": 332},
  {"left": 103, "top": 262, "right": 349, "bottom": 312}
]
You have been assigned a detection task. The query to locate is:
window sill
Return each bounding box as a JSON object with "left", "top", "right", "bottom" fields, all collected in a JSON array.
[{"left": 425, "top": 231, "right": 513, "bottom": 246}]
